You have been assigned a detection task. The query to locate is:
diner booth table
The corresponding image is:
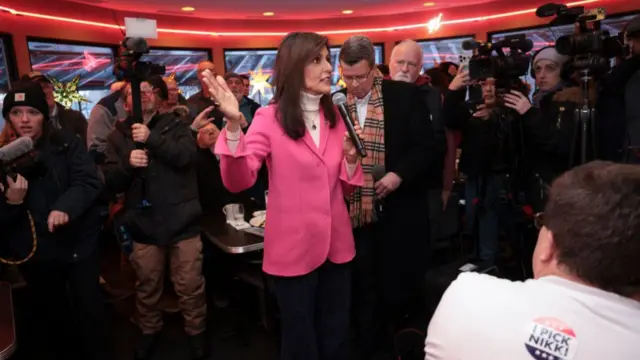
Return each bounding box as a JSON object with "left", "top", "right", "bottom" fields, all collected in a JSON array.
[
  {"left": 199, "top": 212, "right": 264, "bottom": 255},
  {"left": 0, "top": 282, "right": 16, "bottom": 359},
  {"left": 199, "top": 208, "right": 278, "bottom": 337}
]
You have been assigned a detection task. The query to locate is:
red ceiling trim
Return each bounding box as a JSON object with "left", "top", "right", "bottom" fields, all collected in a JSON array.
[{"left": 0, "top": 0, "right": 599, "bottom": 37}]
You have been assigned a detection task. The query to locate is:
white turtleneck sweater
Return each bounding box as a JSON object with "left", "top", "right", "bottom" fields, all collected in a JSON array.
[{"left": 225, "top": 92, "right": 357, "bottom": 175}]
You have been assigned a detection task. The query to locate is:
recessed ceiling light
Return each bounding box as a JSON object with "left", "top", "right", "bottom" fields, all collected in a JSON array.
[
  {"left": 263, "top": 12, "right": 275, "bottom": 16},
  {"left": 342, "top": 10, "right": 354, "bottom": 14},
  {"left": 181, "top": 6, "right": 195, "bottom": 11},
  {"left": 423, "top": 2, "right": 435, "bottom": 6}
]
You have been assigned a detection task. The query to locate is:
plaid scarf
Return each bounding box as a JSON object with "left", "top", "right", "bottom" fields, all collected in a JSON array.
[{"left": 347, "top": 76, "right": 385, "bottom": 227}]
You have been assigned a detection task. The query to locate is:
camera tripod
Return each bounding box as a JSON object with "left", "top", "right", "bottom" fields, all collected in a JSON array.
[{"left": 569, "top": 68, "right": 599, "bottom": 167}]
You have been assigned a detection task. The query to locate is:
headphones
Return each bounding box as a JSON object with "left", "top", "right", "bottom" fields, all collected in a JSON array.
[{"left": 529, "top": 46, "right": 572, "bottom": 81}]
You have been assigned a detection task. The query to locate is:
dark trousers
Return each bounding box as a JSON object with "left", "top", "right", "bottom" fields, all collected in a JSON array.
[
  {"left": 269, "top": 261, "right": 351, "bottom": 360},
  {"left": 352, "top": 223, "right": 383, "bottom": 359},
  {"left": 18, "top": 251, "right": 107, "bottom": 360},
  {"left": 465, "top": 174, "right": 516, "bottom": 265}
]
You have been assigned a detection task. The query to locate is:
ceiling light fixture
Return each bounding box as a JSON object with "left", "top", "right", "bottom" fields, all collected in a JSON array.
[
  {"left": 181, "top": 6, "right": 195, "bottom": 12},
  {"left": 0, "top": 0, "right": 599, "bottom": 36},
  {"left": 342, "top": 10, "right": 354, "bottom": 14},
  {"left": 263, "top": 12, "right": 275, "bottom": 16},
  {"left": 427, "top": 13, "right": 443, "bottom": 33},
  {"left": 423, "top": 2, "right": 435, "bottom": 6}
]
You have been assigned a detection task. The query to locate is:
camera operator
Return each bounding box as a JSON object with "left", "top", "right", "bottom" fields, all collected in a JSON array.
[
  {"left": 444, "top": 70, "right": 524, "bottom": 267},
  {"left": 598, "top": 13, "right": 640, "bottom": 163},
  {"left": 506, "top": 47, "right": 583, "bottom": 211},
  {"left": 102, "top": 79, "right": 206, "bottom": 360},
  {"left": 0, "top": 81, "right": 106, "bottom": 359}
]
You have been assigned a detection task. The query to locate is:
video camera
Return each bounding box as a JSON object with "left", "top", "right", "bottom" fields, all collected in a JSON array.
[
  {"left": 462, "top": 34, "right": 533, "bottom": 94},
  {"left": 536, "top": 3, "right": 622, "bottom": 72},
  {"left": 113, "top": 37, "right": 166, "bottom": 81}
]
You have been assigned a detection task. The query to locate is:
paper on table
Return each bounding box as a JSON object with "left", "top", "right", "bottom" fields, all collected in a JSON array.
[{"left": 227, "top": 220, "right": 251, "bottom": 230}]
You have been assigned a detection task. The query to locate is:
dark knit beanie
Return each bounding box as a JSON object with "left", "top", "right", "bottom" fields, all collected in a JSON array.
[{"left": 2, "top": 81, "right": 50, "bottom": 122}]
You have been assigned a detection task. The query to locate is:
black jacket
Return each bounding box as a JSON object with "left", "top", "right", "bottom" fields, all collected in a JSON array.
[
  {"left": 597, "top": 55, "right": 640, "bottom": 162},
  {"left": 241, "top": 96, "right": 261, "bottom": 120},
  {"left": 521, "top": 87, "right": 586, "bottom": 184},
  {"left": 443, "top": 89, "right": 522, "bottom": 179},
  {"left": 0, "top": 130, "right": 103, "bottom": 263},
  {"left": 54, "top": 103, "right": 88, "bottom": 145},
  {"left": 417, "top": 82, "right": 446, "bottom": 189},
  {"left": 102, "top": 113, "right": 201, "bottom": 246},
  {"left": 340, "top": 79, "right": 435, "bottom": 313}
]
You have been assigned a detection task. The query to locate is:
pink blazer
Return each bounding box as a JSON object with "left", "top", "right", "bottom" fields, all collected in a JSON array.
[{"left": 215, "top": 105, "right": 364, "bottom": 277}]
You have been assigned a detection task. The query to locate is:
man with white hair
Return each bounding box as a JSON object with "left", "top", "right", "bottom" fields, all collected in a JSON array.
[{"left": 390, "top": 40, "right": 450, "bottom": 241}]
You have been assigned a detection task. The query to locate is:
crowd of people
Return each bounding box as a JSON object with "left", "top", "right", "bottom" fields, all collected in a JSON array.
[{"left": 1, "top": 11, "right": 640, "bottom": 360}]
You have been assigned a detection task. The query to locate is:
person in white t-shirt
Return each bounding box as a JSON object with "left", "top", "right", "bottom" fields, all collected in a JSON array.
[{"left": 425, "top": 161, "right": 640, "bottom": 360}]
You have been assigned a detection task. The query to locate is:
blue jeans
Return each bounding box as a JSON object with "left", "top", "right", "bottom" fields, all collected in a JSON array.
[{"left": 465, "top": 174, "right": 515, "bottom": 265}]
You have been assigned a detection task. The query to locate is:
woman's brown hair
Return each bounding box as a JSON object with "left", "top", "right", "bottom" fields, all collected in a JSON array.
[
  {"left": 271, "top": 32, "right": 337, "bottom": 140},
  {"left": 0, "top": 124, "right": 17, "bottom": 147}
]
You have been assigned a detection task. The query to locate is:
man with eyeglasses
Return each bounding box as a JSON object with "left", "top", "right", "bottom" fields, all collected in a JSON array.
[
  {"left": 337, "top": 35, "right": 436, "bottom": 359},
  {"left": 102, "top": 79, "right": 206, "bottom": 360},
  {"left": 425, "top": 161, "right": 640, "bottom": 360}
]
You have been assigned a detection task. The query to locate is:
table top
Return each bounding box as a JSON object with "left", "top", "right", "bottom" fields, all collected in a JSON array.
[
  {"left": 0, "top": 282, "right": 16, "bottom": 360},
  {"left": 200, "top": 212, "right": 264, "bottom": 254}
]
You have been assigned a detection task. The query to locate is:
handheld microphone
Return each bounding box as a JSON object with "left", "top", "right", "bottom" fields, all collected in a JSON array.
[
  {"left": 332, "top": 92, "right": 367, "bottom": 158},
  {"left": 372, "top": 164, "right": 386, "bottom": 217}
]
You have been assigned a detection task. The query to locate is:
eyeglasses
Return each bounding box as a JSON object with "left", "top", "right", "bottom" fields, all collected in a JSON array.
[
  {"left": 341, "top": 69, "right": 371, "bottom": 85},
  {"left": 534, "top": 212, "right": 544, "bottom": 229}
]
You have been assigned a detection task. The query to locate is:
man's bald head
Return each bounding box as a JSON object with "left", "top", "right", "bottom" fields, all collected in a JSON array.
[
  {"left": 197, "top": 61, "right": 216, "bottom": 94},
  {"left": 390, "top": 40, "right": 424, "bottom": 83},
  {"left": 197, "top": 61, "right": 216, "bottom": 73}
]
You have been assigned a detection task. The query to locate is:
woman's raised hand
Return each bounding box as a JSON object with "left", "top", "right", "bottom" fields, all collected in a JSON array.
[{"left": 201, "top": 70, "right": 242, "bottom": 125}]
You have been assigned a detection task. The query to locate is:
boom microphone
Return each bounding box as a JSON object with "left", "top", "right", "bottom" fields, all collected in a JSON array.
[
  {"left": 536, "top": 3, "right": 565, "bottom": 18},
  {"left": 332, "top": 92, "right": 367, "bottom": 158},
  {"left": 0, "top": 137, "right": 34, "bottom": 164},
  {"left": 461, "top": 39, "right": 483, "bottom": 51}
]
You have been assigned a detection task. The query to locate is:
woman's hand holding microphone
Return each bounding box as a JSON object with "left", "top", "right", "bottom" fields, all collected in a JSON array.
[{"left": 343, "top": 124, "right": 364, "bottom": 165}]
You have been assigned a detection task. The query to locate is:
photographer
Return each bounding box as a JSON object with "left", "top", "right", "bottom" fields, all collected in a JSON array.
[
  {"left": 444, "top": 71, "right": 524, "bottom": 267},
  {"left": 0, "top": 81, "right": 106, "bottom": 359},
  {"left": 598, "top": 14, "right": 640, "bottom": 163},
  {"left": 102, "top": 80, "right": 205, "bottom": 360}
]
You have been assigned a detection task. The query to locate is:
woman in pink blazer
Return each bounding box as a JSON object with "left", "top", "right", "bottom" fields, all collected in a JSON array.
[{"left": 202, "top": 32, "right": 364, "bottom": 360}]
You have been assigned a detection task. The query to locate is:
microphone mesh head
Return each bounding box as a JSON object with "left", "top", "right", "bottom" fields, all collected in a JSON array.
[
  {"left": 372, "top": 164, "right": 386, "bottom": 182},
  {"left": 332, "top": 92, "right": 347, "bottom": 105},
  {"left": 0, "top": 137, "right": 34, "bottom": 163}
]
